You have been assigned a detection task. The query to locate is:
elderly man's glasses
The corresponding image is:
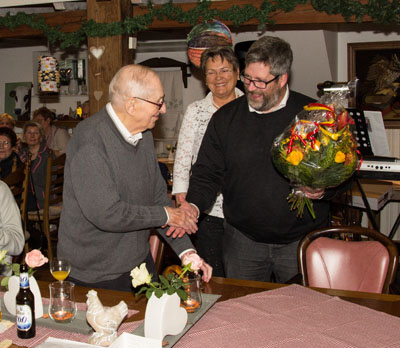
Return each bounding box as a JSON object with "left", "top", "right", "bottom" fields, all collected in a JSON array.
[
  {"left": 240, "top": 74, "right": 280, "bottom": 89},
  {"left": 133, "top": 95, "right": 165, "bottom": 110},
  {"left": 0, "top": 140, "right": 11, "bottom": 148}
]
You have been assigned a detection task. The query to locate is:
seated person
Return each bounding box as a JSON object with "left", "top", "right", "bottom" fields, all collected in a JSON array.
[
  {"left": 0, "top": 113, "right": 22, "bottom": 153},
  {"left": 20, "top": 121, "right": 52, "bottom": 212},
  {"left": 0, "top": 180, "right": 24, "bottom": 275},
  {"left": 33, "top": 107, "right": 70, "bottom": 157},
  {"left": 0, "top": 112, "right": 16, "bottom": 129},
  {"left": 0, "top": 127, "right": 22, "bottom": 180}
]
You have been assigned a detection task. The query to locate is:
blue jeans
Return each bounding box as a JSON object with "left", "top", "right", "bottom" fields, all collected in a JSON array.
[
  {"left": 223, "top": 222, "right": 299, "bottom": 283},
  {"left": 193, "top": 214, "right": 225, "bottom": 277}
]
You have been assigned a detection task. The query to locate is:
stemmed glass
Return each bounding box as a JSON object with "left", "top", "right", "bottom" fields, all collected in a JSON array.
[{"left": 50, "top": 258, "right": 71, "bottom": 284}]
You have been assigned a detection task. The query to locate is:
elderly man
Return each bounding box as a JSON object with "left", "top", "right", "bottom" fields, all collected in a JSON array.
[
  {"left": 176, "top": 36, "right": 331, "bottom": 283},
  {"left": 58, "top": 65, "right": 211, "bottom": 292}
]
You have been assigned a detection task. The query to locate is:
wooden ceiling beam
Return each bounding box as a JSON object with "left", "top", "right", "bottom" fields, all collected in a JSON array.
[
  {"left": 0, "top": 9, "right": 86, "bottom": 38},
  {"left": 133, "top": 1, "right": 372, "bottom": 29}
]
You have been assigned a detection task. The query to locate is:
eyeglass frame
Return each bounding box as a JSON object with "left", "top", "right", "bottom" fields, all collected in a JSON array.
[
  {"left": 240, "top": 73, "right": 280, "bottom": 89},
  {"left": 0, "top": 140, "right": 11, "bottom": 148},
  {"left": 132, "top": 95, "right": 165, "bottom": 110},
  {"left": 205, "top": 68, "right": 234, "bottom": 78}
]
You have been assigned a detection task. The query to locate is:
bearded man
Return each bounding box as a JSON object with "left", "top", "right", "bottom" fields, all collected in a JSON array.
[{"left": 178, "top": 36, "right": 331, "bottom": 283}]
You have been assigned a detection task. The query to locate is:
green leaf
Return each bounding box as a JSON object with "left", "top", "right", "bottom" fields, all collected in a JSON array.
[
  {"left": 145, "top": 288, "right": 154, "bottom": 300},
  {"left": 11, "top": 263, "right": 20, "bottom": 275},
  {"left": 166, "top": 287, "right": 176, "bottom": 295},
  {"left": 159, "top": 275, "right": 170, "bottom": 288},
  {"left": 176, "top": 288, "right": 188, "bottom": 301},
  {"left": 1, "top": 276, "right": 9, "bottom": 288},
  {"left": 154, "top": 288, "right": 164, "bottom": 298}
]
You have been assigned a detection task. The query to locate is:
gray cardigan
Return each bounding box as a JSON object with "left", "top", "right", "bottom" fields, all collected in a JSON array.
[{"left": 58, "top": 108, "right": 193, "bottom": 283}]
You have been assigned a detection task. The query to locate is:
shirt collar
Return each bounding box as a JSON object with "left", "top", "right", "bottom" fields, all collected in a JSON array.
[
  {"left": 106, "top": 102, "right": 143, "bottom": 146},
  {"left": 248, "top": 85, "right": 290, "bottom": 114}
]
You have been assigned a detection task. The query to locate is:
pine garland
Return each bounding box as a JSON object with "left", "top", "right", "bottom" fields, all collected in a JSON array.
[{"left": 0, "top": 0, "right": 399, "bottom": 49}]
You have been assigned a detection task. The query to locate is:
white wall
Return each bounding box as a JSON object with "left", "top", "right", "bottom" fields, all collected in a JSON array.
[{"left": 0, "top": 45, "right": 89, "bottom": 119}]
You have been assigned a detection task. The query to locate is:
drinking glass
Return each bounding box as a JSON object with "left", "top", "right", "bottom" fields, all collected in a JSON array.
[
  {"left": 50, "top": 258, "right": 71, "bottom": 283},
  {"left": 48, "top": 281, "right": 76, "bottom": 323},
  {"left": 181, "top": 273, "right": 202, "bottom": 313}
]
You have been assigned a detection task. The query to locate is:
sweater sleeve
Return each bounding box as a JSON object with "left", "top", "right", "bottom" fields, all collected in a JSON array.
[
  {"left": 186, "top": 113, "right": 225, "bottom": 213},
  {"left": 69, "top": 143, "right": 168, "bottom": 232},
  {"left": 0, "top": 181, "right": 24, "bottom": 255}
]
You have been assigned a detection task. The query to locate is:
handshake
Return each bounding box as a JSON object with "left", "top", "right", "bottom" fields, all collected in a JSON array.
[{"left": 163, "top": 198, "right": 199, "bottom": 238}]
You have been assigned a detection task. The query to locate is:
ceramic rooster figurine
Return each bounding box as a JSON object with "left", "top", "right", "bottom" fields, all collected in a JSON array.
[{"left": 86, "top": 290, "right": 128, "bottom": 347}]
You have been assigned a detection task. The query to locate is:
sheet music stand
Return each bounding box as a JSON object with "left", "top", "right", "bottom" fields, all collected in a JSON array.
[
  {"left": 345, "top": 108, "right": 380, "bottom": 231},
  {"left": 347, "top": 108, "right": 400, "bottom": 238}
]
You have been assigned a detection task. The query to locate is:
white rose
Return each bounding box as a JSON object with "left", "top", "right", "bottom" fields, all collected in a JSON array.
[{"left": 130, "top": 263, "right": 152, "bottom": 288}]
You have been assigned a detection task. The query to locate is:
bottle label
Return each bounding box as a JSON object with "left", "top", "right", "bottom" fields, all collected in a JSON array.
[
  {"left": 16, "top": 304, "right": 33, "bottom": 331},
  {"left": 19, "top": 272, "right": 29, "bottom": 289}
]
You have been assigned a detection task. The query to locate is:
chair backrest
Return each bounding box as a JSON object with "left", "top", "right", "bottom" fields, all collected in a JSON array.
[
  {"left": 298, "top": 226, "right": 398, "bottom": 293},
  {"left": 44, "top": 152, "right": 66, "bottom": 214},
  {"left": 149, "top": 231, "right": 165, "bottom": 275}
]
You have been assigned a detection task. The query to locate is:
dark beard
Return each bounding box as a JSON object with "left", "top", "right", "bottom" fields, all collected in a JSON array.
[{"left": 246, "top": 87, "right": 283, "bottom": 112}]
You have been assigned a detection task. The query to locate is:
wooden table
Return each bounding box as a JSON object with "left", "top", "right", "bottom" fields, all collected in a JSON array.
[{"left": 8, "top": 277, "right": 400, "bottom": 347}]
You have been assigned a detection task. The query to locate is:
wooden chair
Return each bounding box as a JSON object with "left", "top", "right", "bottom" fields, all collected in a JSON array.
[
  {"left": 28, "top": 152, "right": 66, "bottom": 260},
  {"left": 298, "top": 226, "right": 398, "bottom": 294},
  {"left": 149, "top": 231, "right": 165, "bottom": 275},
  {"left": 3, "top": 157, "right": 31, "bottom": 254}
]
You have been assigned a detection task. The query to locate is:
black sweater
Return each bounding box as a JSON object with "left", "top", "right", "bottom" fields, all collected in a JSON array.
[{"left": 187, "top": 92, "right": 330, "bottom": 244}]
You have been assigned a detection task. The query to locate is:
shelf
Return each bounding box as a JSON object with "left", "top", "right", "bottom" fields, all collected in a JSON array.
[{"left": 16, "top": 120, "right": 81, "bottom": 129}]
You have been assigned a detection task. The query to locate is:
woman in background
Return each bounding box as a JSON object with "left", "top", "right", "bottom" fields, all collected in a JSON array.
[
  {"left": 0, "top": 113, "right": 16, "bottom": 129},
  {"left": 33, "top": 106, "right": 70, "bottom": 157},
  {"left": 0, "top": 127, "right": 22, "bottom": 180},
  {"left": 172, "top": 46, "right": 243, "bottom": 277},
  {"left": 20, "top": 121, "right": 51, "bottom": 212}
]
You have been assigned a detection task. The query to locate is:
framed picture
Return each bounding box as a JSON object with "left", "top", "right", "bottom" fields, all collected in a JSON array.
[
  {"left": 4, "top": 81, "right": 33, "bottom": 121},
  {"left": 348, "top": 41, "right": 400, "bottom": 129}
]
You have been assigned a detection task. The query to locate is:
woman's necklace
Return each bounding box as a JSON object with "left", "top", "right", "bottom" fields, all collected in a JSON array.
[{"left": 212, "top": 92, "right": 238, "bottom": 110}]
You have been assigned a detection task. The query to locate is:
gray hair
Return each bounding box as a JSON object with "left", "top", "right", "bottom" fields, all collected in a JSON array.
[
  {"left": 200, "top": 46, "right": 239, "bottom": 74},
  {"left": 23, "top": 121, "right": 45, "bottom": 142},
  {"left": 245, "top": 36, "right": 293, "bottom": 76},
  {"left": 109, "top": 65, "right": 156, "bottom": 104}
]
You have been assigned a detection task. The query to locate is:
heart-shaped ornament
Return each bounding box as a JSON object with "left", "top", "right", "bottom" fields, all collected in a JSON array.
[
  {"left": 144, "top": 292, "right": 187, "bottom": 340},
  {"left": 3, "top": 275, "right": 44, "bottom": 319},
  {"left": 94, "top": 90, "right": 103, "bottom": 101},
  {"left": 90, "top": 46, "right": 105, "bottom": 59}
]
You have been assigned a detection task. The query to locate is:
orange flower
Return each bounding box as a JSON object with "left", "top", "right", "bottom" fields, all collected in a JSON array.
[
  {"left": 335, "top": 151, "right": 346, "bottom": 163},
  {"left": 286, "top": 150, "right": 303, "bottom": 166}
]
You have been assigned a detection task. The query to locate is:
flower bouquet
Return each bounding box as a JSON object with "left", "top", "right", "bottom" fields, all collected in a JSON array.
[
  {"left": 271, "top": 93, "right": 358, "bottom": 219},
  {"left": 130, "top": 253, "right": 202, "bottom": 301}
]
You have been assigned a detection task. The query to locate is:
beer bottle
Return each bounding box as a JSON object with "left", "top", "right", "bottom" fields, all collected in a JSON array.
[{"left": 16, "top": 263, "right": 36, "bottom": 339}]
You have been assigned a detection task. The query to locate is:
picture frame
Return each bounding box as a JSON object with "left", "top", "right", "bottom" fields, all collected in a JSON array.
[
  {"left": 4, "top": 81, "right": 33, "bottom": 121},
  {"left": 348, "top": 41, "right": 400, "bottom": 129}
]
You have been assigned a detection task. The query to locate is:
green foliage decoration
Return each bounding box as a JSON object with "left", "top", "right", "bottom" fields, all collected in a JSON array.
[{"left": 0, "top": 0, "right": 399, "bottom": 49}]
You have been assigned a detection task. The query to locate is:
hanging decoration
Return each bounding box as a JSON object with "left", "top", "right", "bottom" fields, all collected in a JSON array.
[
  {"left": 0, "top": 0, "right": 399, "bottom": 49},
  {"left": 187, "top": 19, "right": 232, "bottom": 67},
  {"left": 38, "top": 55, "right": 60, "bottom": 93}
]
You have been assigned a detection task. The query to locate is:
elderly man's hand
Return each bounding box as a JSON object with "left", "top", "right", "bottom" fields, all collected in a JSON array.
[
  {"left": 164, "top": 206, "right": 198, "bottom": 236},
  {"left": 181, "top": 251, "right": 213, "bottom": 282}
]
